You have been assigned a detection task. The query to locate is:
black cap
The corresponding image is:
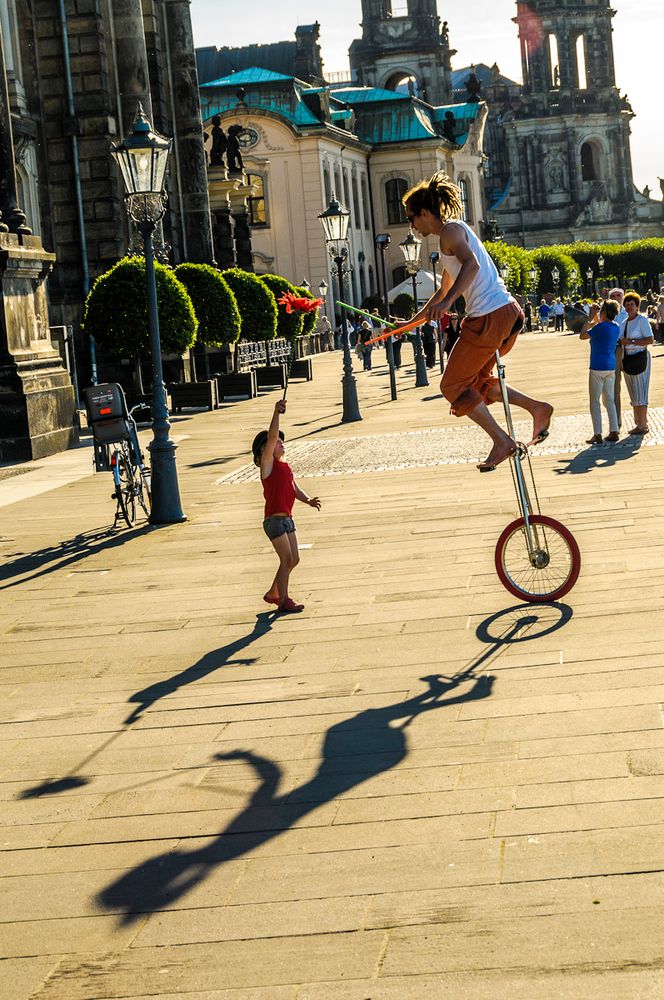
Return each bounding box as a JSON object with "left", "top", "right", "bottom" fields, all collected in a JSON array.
[{"left": 251, "top": 429, "right": 284, "bottom": 463}]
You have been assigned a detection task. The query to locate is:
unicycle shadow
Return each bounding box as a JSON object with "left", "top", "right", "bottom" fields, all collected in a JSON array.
[{"left": 96, "top": 601, "right": 571, "bottom": 923}]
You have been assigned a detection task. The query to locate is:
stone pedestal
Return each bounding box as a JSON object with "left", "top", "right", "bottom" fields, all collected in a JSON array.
[{"left": 0, "top": 233, "right": 77, "bottom": 461}]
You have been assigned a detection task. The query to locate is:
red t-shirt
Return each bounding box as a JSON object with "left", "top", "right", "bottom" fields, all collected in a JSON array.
[{"left": 262, "top": 460, "right": 295, "bottom": 517}]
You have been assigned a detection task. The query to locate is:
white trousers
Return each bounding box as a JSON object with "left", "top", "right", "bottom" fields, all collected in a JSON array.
[{"left": 589, "top": 369, "right": 618, "bottom": 435}]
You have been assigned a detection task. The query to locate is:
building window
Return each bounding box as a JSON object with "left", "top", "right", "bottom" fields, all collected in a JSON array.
[
  {"left": 576, "top": 35, "right": 588, "bottom": 90},
  {"left": 368, "top": 264, "right": 375, "bottom": 294},
  {"left": 359, "top": 264, "right": 366, "bottom": 301},
  {"left": 580, "top": 142, "right": 600, "bottom": 181},
  {"left": 392, "top": 265, "right": 407, "bottom": 287},
  {"left": 343, "top": 168, "right": 351, "bottom": 216},
  {"left": 323, "top": 163, "right": 331, "bottom": 204},
  {"left": 548, "top": 34, "right": 560, "bottom": 88},
  {"left": 385, "top": 177, "right": 409, "bottom": 225},
  {"left": 352, "top": 174, "right": 361, "bottom": 230},
  {"left": 247, "top": 174, "right": 267, "bottom": 226},
  {"left": 458, "top": 178, "right": 473, "bottom": 223},
  {"left": 360, "top": 175, "right": 370, "bottom": 230}
]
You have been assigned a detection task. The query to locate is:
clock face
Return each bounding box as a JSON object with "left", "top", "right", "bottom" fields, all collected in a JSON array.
[{"left": 237, "top": 127, "right": 259, "bottom": 149}]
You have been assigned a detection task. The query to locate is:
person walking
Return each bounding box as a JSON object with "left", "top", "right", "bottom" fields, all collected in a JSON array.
[
  {"left": 655, "top": 294, "right": 664, "bottom": 345},
  {"left": 553, "top": 298, "right": 565, "bottom": 332},
  {"left": 421, "top": 320, "right": 437, "bottom": 367},
  {"left": 608, "top": 287, "right": 628, "bottom": 429},
  {"left": 396, "top": 171, "right": 552, "bottom": 471},
  {"left": 359, "top": 321, "right": 374, "bottom": 370},
  {"left": 538, "top": 299, "right": 550, "bottom": 332},
  {"left": 620, "top": 291, "right": 654, "bottom": 435},
  {"left": 579, "top": 300, "right": 621, "bottom": 444}
]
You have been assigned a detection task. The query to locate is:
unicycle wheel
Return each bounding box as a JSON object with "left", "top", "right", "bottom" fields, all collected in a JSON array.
[{"left": 495, "top": 514, "right": 581, "bottom": 602}]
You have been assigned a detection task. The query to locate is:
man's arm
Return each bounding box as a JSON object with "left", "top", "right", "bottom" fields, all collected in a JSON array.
[{"left": 391, "top": 225, "right": 477, "bottom": 332}]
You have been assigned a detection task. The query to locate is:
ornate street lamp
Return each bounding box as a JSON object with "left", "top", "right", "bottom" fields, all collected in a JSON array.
[
  {"left": 399, "top": 232, "right": 428, "bottom": 387},
  {"left": 318, "top": 197, "right": 361, "bottom": 422},
  {"left": 111, "top": 103, "right": 185, "bottom": 525},
  {"left": 551, "top": 265, "right": 560, "bottom": 294},
  {"left": 375, "top": 233, "right": 397, "bottom": 401},
  {"left": 301, "top": 278, "right": 311, "bottom": 291},
  {"left": 499, "top": 263, "right": 510, "bottom": 285},
  {"left": 586, "top": 267, "right": 594, "bottom": 294},
  {"left": 430, "top": 250, "right": 445, "bottom": 373},
  {"left": 318, "top": 280, "right": 328, "bottom": 299},
  {"left": 598, "top": 254, "right": 605, "bottom": 277}
]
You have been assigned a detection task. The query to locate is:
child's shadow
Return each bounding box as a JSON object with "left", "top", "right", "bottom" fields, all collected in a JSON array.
[{"left": 555, "top": 437, "right": 642, "bottom": 475}]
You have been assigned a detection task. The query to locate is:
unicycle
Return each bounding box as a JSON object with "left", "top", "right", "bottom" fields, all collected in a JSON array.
[{"left": 494, "top": 352, "right": 581, "bottom": 602}]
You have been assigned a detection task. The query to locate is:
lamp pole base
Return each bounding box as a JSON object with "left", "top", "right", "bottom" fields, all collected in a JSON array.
[
  {"left": 413, "top": 330, "right": 429, "bottom": 388},
  {"left": 341, "top": 372, "right": 362, "bottom": 423},
  {"left": 148, "top": 436, "right": 187, "bottom": 524}
]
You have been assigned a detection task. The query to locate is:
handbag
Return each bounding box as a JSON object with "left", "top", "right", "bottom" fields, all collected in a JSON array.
[{"left": 622, "top": 320, "right": 648, "bottom": 375}]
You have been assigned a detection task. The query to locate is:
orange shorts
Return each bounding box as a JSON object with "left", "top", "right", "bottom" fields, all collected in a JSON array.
[{"left": 441, "top": 301, "right": 524, "bottom": 417}]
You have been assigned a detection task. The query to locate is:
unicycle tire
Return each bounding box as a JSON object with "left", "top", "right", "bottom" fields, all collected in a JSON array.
[{"left": 495, "top": 514, "right": 581, "bottom": 602}]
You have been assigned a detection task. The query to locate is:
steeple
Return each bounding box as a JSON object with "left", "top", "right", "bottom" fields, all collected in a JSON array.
[{"left": 349, "top": 0, "right": 454, "bottom": 105}]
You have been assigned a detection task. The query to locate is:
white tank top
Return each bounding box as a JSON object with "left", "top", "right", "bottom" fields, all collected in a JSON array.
[{"left": 439, "top": 219, "right": 513, "bottom": 318}]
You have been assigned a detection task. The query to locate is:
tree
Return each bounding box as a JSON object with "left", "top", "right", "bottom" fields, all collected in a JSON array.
[
  {"left": 259, "top": 274, "right": 305, "bottom": 340},
  {"left": 393, "top": 292, "right": 415, "bottom": 319},
  {"left": 221, "top": 268, "right": 278, "bottom": 342},
  {"left": 293, "top": 286, "right": 320, "bottom": 336},
  {"left": 173, "top": 263, "right": 241, "bottom": 347}
]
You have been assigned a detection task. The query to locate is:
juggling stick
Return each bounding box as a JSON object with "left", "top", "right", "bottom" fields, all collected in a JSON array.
[
  {"left": 365, "top": 317, "right": 423, "bottom": 345},
  {"left": 336, "top": 301, "right": 400, "bottom": 330},
  {"left": 335, "top": 300, "right": 422, "bottom": 345}
]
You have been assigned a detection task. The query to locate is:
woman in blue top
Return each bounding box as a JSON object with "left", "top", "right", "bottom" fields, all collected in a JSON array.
[{"left": 580, "top": 299, "right": 621, "bottom": 444}]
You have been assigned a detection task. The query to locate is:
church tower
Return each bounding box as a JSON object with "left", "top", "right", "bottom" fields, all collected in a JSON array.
[
  {"left": 495, "top": 0, "right": 641, "bottom": 244},
  {"left": 349, "top": 0, "right": 454, "bottom": 105}
]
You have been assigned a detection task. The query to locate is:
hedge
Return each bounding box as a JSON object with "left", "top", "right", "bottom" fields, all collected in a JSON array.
[
  {"left": 82, "top": 256, "right": 197, "bottom": 357},
  {"left": 173, "top": 263, "right": 241, "bottom": 348},
  {"left": 259, "top": 274, "right": 305, "bottom": 340},
  {"left": 293, "top": 286, "right": 320, "bottom": 336},
  {"left": 221, "top": 267, "right": 278, "bottom": 341}
]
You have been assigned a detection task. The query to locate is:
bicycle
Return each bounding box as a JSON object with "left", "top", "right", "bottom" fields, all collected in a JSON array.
[
  {"left": 493, "top": 351, "right": 581, "bottom": 602},
  {"left": 84, "top": 383, "right": 152, "bottom": 528}
]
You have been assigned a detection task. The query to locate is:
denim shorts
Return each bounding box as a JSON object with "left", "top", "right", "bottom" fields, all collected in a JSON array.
[{"left": 263, "top": 515, "right": 296, "bottom": 540}]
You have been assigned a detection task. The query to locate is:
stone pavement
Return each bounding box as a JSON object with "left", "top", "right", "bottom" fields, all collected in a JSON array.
[{"left": 2, "top": 333, "right": 664, "bottom": 999}]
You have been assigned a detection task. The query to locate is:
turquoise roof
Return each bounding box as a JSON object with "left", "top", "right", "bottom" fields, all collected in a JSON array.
[
  {"left": 331, "top": 86, "right": 410, "bottom": 104},
  {"left": 201, "top": 90, "right": 321, "bottom": 128},
  {"left": 201, "top": 67, "right": 292, "bottom": 88}
]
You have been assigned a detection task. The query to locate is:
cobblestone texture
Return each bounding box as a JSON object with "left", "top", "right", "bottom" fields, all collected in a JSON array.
[{"left": 216, "top": 407, "right": 664, "bottom": 484}]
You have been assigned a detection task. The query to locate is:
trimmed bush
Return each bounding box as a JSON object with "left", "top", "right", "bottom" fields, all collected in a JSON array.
[
  {"left": 293, "top": 286, "right": 320, "bottom": 336},
  {"left": 361, "top": 294, "right": 385, "bottom": 317},
  {"left": 221, "top": 267, "right": 278, "bottom": 341},
  {"left": 259, "top": 274, "right": 305, "bottom": 340},
  {"left": 173, "top": 263, "right": 241, "bottom": 347},
  {"left": 82, "top": 256, "right": 197, "bottom": 357},
  {"left": 530, "top": 246, "right": 579, "bottom": 297}
]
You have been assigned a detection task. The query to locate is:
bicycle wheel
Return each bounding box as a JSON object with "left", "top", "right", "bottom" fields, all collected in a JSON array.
[
  {"left": 135, "top": 465, "right": 151, "bottom": 518},
  {"left": 116, "top": 452, "right": 136, "bottom": 526},
  {"left": 495, "top": 514, "right": 581, "bottom": 602}
]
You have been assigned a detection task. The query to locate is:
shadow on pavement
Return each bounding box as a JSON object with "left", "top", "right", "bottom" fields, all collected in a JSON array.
[
  {"left": 554, "top": 436, "right": 643, "bottom": 474},
  {"left": 0, "top": 523, "right": 152, "bottom": 591},
  {"left": 96, "top": 600, "right": 571, "bottom": 924}
]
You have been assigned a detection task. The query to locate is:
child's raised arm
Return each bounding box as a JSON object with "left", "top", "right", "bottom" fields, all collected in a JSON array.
[{"left": 261, "top": 400, "right": 286, "bottom": 478}]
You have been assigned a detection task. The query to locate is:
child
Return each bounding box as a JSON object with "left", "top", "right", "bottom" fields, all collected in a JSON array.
[
  {"left": 579, "top": 299, "right": 621, "bottom": 443},
  {"left": 252, "top": 400, "right": 321, "bottom": 613}
]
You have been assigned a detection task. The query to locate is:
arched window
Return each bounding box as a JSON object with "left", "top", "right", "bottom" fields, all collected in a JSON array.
[
  {"left": 351, "top": 173, "right": 361, "bottom": 230},
  {"left": 385, "top": 177, "right": 408, "bottom": 225},
  {"left": 392, "top": 265, "right": 407, "bottom": 286},
  {"left": 458, "top": 178, "right": 473, "bottom": 223},
  {"left": 576, "top": 35, "right": 587, "bottom": 90},
  {"left": 368, "top": 264, "right": 375, "bottom": 294},
  {"left": 548, "top": 34, "right": 560, "bottom": 88},
  {"left": 343, "top": 168, "right": 351, "bottom": 216},
  {"left": 581, "top": 142, "right": 600, "bottom": 181},
  {"left": 360, "top": 175, "right": 370, "bottom": 230},
  {"left": 359, "top": 264, "right": 366, "bottom": 301},
  {"left": 323, "top": 162, "right": 331, "bottom": 204}
]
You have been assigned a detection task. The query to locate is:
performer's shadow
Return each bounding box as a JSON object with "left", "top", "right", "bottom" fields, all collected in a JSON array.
[{"left": 97, "top": 602, "right": 571, "bottom": 923}]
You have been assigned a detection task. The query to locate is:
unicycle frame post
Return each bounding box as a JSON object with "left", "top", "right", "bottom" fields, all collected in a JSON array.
[{"left": 494, "top": 350, "right": 540, "bottom": 559}]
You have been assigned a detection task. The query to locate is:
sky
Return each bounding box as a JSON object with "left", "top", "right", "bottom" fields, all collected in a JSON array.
[{"left": 191, "top": 0, "right": 661, "bottom": 196}]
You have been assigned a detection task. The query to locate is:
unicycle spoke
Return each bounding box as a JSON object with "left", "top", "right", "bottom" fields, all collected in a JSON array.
[{"left": 495, "top": 514, "right": 581, "bottom": 602}]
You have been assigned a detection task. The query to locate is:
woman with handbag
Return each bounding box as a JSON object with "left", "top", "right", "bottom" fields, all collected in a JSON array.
[{"left": 620, "top": 291, "right": 654, "bottom": 435}]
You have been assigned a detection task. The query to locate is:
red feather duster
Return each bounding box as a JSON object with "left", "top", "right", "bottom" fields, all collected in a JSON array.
[{"left": 277, "top": 292, "right": 324, "bottom": 314}]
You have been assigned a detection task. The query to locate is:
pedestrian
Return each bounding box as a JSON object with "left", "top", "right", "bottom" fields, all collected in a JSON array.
[
  {"left": 553, "top": 297, "right": 565, "bottom": 332},
  {"left": 252, "top": 400, "right": 321, "bottom": 613},
  {"left": 524, "top": 300, "right": 533, "bottom": 332},
  {"left": 397, "top": 170, "right": 552, "bottom": 471},
  {"left": 421, "top": 320, "right": 437, "bottom": 367},
  {"left": 656, "top": 295, "right": 664, "bottom": 345},
  {"left": 608, "top": 287, "right": 628, "bottom": 428},
  {"left": 319, "top": 314, "right": 332, "bottom": 351},
  {"left": 359, "top": 321, "right": 374, "bottom": 370},
  {"left": 579, "top": 300, "right": 621, "bottom": 444},
  {"left": 620, "top": 291, "right": 654, "bottom": 435},
  {"left": 538, "top": 299, "right": 550, "bottom": 331}
]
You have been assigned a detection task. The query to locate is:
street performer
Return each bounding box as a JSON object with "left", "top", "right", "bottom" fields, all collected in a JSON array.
[{"left": 396, "top": 171, "right": 553, "bottom": 471}]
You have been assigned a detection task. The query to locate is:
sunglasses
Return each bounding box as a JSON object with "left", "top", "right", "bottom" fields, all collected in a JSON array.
[{"left": 406, "top": 212, "right": 419, "bottom": 224}]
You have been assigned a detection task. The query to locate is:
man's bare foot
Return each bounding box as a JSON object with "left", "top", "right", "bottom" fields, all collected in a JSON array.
[
  {"left": 477, "top": 437, "right": 517, "bottom": 472},
  {"left": 528, "top": 402, "right": 554, "bottom": 446},
  {"left": 263, "top": 591, "right": 280, "bottom": 606}
]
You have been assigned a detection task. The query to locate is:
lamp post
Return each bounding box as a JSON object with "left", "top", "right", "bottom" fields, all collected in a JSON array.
[
  {"left": 399, "top": 232, "right": 428, "bottom": 387},
  {"left": 318, "top": 197, "right": 361, "bottom": 422},
  {"left": 111, "top": 103, "right": 185, "bottom": 524},
  {"left": 586, "top": 267, "right": 594, "bottom": 296},
  {"left": 375, "top": 233, "right": 397, "bottom": 401},
  {"left": 301, "top": 278, "right": 311, "bottom": 291},
  {"left": 551, "top": 265, "right": 560, "bottom": 295},
  {"left": 430, "top": 250, "right": 445, "bottom": 373}
]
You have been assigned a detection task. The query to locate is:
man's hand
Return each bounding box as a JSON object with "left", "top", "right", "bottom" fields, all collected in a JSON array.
[{"left": 308, "top": 497, "right": 322, "bottom": 510}]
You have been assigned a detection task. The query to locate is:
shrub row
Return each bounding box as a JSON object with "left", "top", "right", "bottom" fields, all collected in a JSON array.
[{"left": 82, "top": 260, "right": 320, "bottom": 358}]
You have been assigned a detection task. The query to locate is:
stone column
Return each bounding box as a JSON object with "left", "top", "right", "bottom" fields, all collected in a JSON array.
[
  {"left": 111, "top": 0, "right": 153, "bottom": 133},
  {"left": 162, "top": 0, "right": 214, "bottom": 264},
  {"left": 229, "top": 188, "right": 253, "bottom": 272},
  {"left": 212, "top": 204, "right": 235, "bottom": 268}
]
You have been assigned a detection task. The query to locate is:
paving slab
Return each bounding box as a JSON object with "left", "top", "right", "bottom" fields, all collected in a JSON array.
[{"left": 2, "top": 334, "right": 664, "bottom": 996}]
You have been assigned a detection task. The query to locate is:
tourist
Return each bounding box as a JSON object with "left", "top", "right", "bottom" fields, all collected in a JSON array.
[
  {"left": 553, "top": 297, "right": 565, "bottom": 332},
  {"left": 538, "top": 299, "right": 550, "bottom": 331},
  {"left": 656, "top": 295, "right": 664, "bottom": 345},
  {"left": 579, "top": 300, "right": 621, "bottom": 444},
  {"left": 620, "top": 291, "right": 654, "bottom": 435},
  {"left": 608, "top": 287, "right": 628, "bottom": 428}
]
